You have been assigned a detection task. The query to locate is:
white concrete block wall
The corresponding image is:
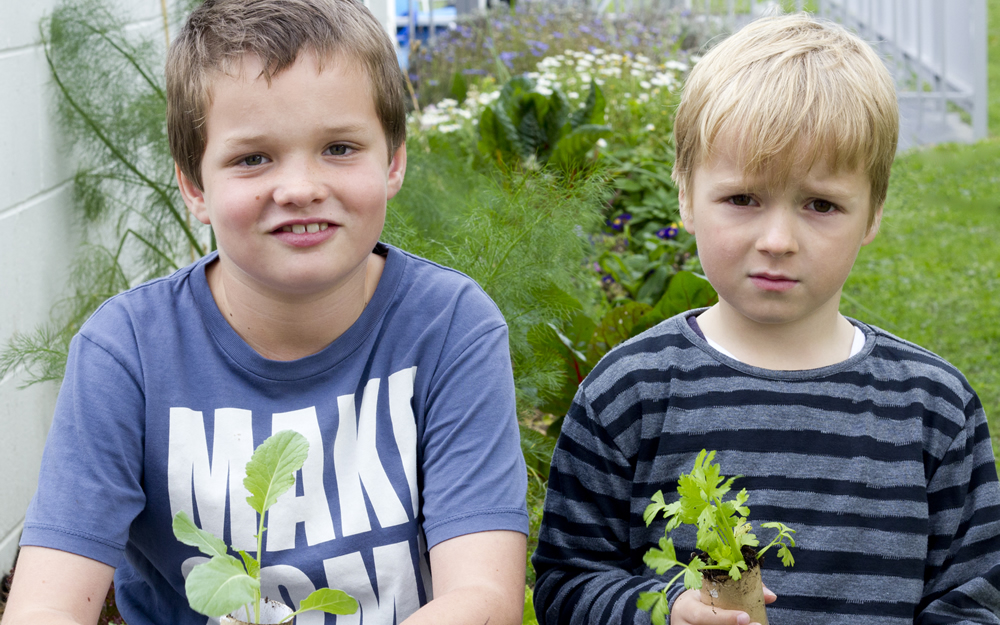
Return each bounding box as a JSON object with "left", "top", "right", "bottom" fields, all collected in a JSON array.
[{"left": 0, "top": 0, "right": 164, "bottom": 577}]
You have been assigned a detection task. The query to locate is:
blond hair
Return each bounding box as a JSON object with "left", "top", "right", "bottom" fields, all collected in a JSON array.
[
  {"left": 167, "top": 0, "right": 407, "bottom": 190},
  {"left": 673, "top": 13, "right": 898, "bottom": 227}
]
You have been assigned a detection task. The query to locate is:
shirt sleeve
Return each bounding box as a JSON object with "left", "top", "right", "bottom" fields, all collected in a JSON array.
[
  {"left": 531, "top": 387, "right": 670, "bottom": 625},
  {"left": 917, "top": 392, "right": 1000, "bottom": 623},
  {"left": 20, "top": 323, "right": 147, "bottom": 568},
  {"left": 418, "top": 322, "right": 529, "bottom": 548}
]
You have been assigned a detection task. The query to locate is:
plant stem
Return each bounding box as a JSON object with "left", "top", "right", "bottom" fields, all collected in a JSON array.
[
  {"left": 255, "top": 512, "right": 266, "bottom": 624},
  {"left": 42, "top": 34, "right": 205, "bottom": 257},
  {"left": 712, "top": 498, "right": 745, "bottom": 568}
]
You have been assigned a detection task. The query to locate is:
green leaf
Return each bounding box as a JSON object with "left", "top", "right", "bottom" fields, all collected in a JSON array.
[
  {"left": 548, "top": 124, "right": 612, "bottom": 170},
  {"left": 642, "top": 537, "right": 680, "bottom": 575},
  {"left": 244, "top": 430, "right": 309, "bottom": 516},
  {"left": 643, "top": 490, "right": 667, "bottom": 526},
  {"left": 185, "top": 555, "right": 259, "bottom": 618},
  {"left": 523, "top": 585, "right": 539, "bottom": 625},
  {"left": 651, "top": 271, "right": 718, "bottom": 320},
  {"left": 637, "top": 591, "right": 670, "bottom": 625},
  {"left": 449, "top": 71, "right": 468, "bottom": 104},
  {"left": 172, "top": 511, "right": 230, "bottom": 560},
  {"left": 295, "top": 588, "right": 358, "bottom": 616},
  {"left": 569, "top": 81, "right": 606, "bottom": 128},
  {"left": 683, "top": 557, "right": 705, "bottom": 589},
  {"left": 519, "top": 423, "right": 556, "bottom": 479},
  {"left": 777, "top": 544, "right": 796, "bottom": 567},
  {"left": 541, "top": 90, "right": 571, "bottom": 155},
  {"left": 238, "top": 550, "right": 260, "bottom": 580}
]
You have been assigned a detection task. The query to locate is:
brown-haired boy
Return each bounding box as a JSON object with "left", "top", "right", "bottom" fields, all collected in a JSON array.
[
  {"left": 2, "top": 1, "right": 527, "bottom": 623},
  {"left": 533, "top": 13, "right": 1000, "bottom": 625}
]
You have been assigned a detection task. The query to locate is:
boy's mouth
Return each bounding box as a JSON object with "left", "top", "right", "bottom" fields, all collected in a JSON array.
[
  {"left": 749, "top": 272, "right": 798, "bottom": 292},
  {"left": 275, "top": 222, "right": 330, "bottom": 234}
]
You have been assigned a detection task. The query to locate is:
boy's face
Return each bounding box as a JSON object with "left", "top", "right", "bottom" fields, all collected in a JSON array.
[
  {"left": 679, "top": 141, "right": 880, "bottom": 330},
  {"left": 177, "top": 51, "right": 405, "bottom": 299}
]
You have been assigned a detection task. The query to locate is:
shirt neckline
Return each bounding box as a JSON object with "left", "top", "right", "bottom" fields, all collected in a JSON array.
[
  {"left": 190, "top": 245, "right": 404, "bottom": 381},
  {"left": 679, "top": 308, "right": 875, "bottom": 380}
]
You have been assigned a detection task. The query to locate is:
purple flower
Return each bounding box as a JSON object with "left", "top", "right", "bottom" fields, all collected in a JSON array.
[
  {"left": 500, "top": 51, "right": 519, "bottom": 69},
  {"left": 578, "top": 24, "right": 591, "bottom": 34},
  {"left": 656, "top": 226, "right": 679, "bottom": 240},
  {"left": 606, "top": 213, "right": 632, "bottom": 231},
  {"left": 552, "top": 31, "right": 564, "bottom": 39},
  {"left": 601, "top": 274, "right": 615, "bottom": 284},
  {"left": 528, "top": 40, "right": 549, "bottom": 52},
  {"left": 592, "top": 262, "right": 602, "bottom": 272}
]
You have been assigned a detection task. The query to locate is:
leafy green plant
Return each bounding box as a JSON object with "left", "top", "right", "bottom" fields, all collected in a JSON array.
[
  {"left": 172, "top": 431, "right": 357, "bottom": 623},
  {"left": 530, "top": 271, "right": 717, "bottom": 433},
  {"left": 477, "top": 74, "right": 611, "bottom": 171},
  {"left": 0, "top": 0, "right": 209, "bottom": 388},
  {"left": 637, "top": 450, "right": 796, "bottom": 625}
]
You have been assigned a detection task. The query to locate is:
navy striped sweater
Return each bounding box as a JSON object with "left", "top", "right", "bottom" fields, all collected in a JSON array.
[{"left": 532, "top": 310, "right": 1000, "bottom": 624}]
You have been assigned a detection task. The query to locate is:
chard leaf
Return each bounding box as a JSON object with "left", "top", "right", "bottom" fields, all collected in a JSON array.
[
  {"left": 296, "top": 588, "right": 358, "bottom": 615},
  {"left": 238, "top": 550, "right": 260, "bottom": 580},
  {"left": 185, "top": 555, "right": 259, "bottom": 618},
  {"left": 244, "top": 430, "right": 309, "bottom": 516}
]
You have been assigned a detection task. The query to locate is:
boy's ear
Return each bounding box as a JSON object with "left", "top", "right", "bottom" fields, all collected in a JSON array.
[
  {"left": 862, "top": 203, "right": 884, "bottom": 245},
  {"left": 678, "top": 184, "right": 695, "bottom": 234},
  {"left": 385, "top": 142, "right": 407, "bottom": 201},
  {"left": 176, "top": 164, "right": 211, "bottom": 225}
]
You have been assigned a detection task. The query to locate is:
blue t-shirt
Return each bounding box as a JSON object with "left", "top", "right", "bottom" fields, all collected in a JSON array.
[{"left": 22, "top": 244, "right": 529, "bottom": 625}]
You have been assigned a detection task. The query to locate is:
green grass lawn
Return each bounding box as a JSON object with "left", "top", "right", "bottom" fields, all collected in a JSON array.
[
  {"left": 839, "top": 1, "right": 1000, "bottom": 449},
  {"left": 842, "top": 141, "right": 1000, "bottom": 450}
]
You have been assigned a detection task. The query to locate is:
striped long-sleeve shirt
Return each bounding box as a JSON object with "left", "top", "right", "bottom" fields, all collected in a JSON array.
[{"left": 532, "top": 310, "right": 1000, "bottom": 624}]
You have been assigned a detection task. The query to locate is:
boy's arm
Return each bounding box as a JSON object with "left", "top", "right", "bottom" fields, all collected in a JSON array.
[
  {"left": 917, "top": 394, "right": 1000, "bottom": 623},
  {"left": 400, "top": 530, "right": 526, "bottom": 625},
  {"left": 0, "top": 546, "right": 114, "bottom": 625},
  {"left": 531, "top": 392, "right": 673, "bottom": 625}
]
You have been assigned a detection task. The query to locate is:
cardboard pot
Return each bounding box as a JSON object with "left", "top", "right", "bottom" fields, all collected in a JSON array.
[
  {"left": 220, "top": 599, "right": 294, "bottom": 625},
  {"left": 699, "top": 562, "right": 768, "bottom": 625}
]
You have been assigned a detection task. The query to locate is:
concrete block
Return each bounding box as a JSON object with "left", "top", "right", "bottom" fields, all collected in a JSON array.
[
  {"left": 0, "top": 373, "right": 60, "bottom": 575},
  {"left": 0, "top": 185, "right": 77, "bottom": 346}
]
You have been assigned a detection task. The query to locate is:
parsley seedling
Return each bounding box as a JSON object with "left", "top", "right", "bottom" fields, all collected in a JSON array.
[
  {"left": 172, "top": 430, "right": 358, "bottom": 623},
  {"left": 637, "top": 450, "right": 796, "bottom": 625}
]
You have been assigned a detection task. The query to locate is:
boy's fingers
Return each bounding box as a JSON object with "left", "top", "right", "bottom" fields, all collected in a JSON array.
[
  {"left": 672, "top": 590, "right": 752, "bottom": 625},
  {"left": 762, "top": 584, "right": 778, "bottom": 603}
]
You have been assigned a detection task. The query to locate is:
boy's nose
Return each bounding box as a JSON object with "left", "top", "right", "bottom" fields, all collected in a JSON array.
[
  {"left": 755, "top": 211, "right": 799, "bottom": 256},
  {"left": 272, "top": 162, "right": 330, "bottom": 207}
]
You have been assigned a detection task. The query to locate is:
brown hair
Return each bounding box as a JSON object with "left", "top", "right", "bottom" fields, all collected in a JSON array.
[
  {"left": 673, "top": 13, "right": 898, "bottom": 228},
  {"left": 167, "top": 0, "right": 407, "bottom": 190}
]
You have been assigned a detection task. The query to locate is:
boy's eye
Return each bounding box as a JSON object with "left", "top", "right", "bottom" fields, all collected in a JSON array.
[
  {"left": 240, "top": 154, "right": 267, "bottom": 167},
  {"left": 809, "top": 199, "right": 837, "bottom": 213},
  {"left": 326, "top": 145, "right": 351, "bottom": 156},
  {"left": 729, "top": 194, "right": 755, "bottom": 206}
]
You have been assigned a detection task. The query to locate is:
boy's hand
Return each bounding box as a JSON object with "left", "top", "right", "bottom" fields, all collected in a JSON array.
[{"left": 669, "top": 586, "right": 777, "bottom": 625}]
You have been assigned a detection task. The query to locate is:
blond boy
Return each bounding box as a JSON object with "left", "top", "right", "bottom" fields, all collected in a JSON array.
[
  {"left": 533, "top": 14, "right": 1000, "bottom": 624},
  {"left": 2, "top": 1, "right": 527, "bottom": 623}
]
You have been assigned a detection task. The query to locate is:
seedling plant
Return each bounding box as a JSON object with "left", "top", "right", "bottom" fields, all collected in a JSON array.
[
  {"left": 172, "top": 430, "right": 357, "bottom": 624},
  {"left": 637, "top": 450, "right": 796, "bottom": 625}
]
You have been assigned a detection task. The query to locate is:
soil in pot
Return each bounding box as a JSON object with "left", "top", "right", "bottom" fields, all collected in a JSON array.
[
  {"left": 698, "top": 547, "right": 768, "bottom": 625},
  {"left": 220, "top": 598, "right": 294, "bottom": 625}
]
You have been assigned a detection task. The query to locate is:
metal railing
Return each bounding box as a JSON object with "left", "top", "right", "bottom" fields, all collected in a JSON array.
[
  {"left": 816, "top": 0, "right": 988, "bottom": 149},
  {"left": 390, "top": 0, "right": 988, "bottom": 148}
]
